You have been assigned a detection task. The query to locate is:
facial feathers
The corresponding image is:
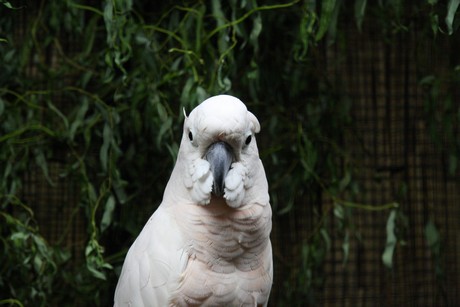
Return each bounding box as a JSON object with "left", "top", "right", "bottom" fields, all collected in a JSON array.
[{"left": 114, "top": 94, "right": 272, "bottom": 307}]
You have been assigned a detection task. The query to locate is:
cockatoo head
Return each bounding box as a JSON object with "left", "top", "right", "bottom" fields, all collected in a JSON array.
[{"left": 180, "top": 95, "right": 261, "bottom": 205}]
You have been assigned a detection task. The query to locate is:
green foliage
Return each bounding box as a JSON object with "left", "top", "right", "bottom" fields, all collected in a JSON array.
[
  {"left": 420, "top": 67, "right": 460, "bottom": 175},
  {"left": 0, "top": 0, "right": 459, "bottom": 305},
  {"left": 0, "top": 196, "right": 69, "bottom": 306},
  {"left": 280, "top": 226, "right": 331, "bottom": 305}
]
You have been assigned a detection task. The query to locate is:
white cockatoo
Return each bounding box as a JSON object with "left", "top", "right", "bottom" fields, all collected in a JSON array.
[{"left": 114, "top": 95, "right": 273, "bottom": 306}]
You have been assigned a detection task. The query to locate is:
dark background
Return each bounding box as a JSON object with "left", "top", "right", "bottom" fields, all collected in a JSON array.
[{"left": 1, "top": 1, "right": 459, "bottom": 306}]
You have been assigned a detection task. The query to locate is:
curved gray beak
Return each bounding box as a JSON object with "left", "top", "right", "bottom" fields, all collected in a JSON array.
[{"left": 204, "top": 141, "right": 234, "bottom": 197}]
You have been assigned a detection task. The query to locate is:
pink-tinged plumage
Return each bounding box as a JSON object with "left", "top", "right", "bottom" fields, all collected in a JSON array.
[{"left": 114, "top": 95, "right": 272, "bottom": 306}]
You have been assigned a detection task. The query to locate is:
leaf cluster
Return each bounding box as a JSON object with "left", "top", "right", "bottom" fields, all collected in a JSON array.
[{"left": 0, "top": 0, "right": 459, "bottom": 305}]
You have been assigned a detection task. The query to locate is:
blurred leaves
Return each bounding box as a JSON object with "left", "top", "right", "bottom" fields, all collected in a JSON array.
[
  {"left": 420, "top": 68, "right": 460, "bottom": 175},
  {"left": 425, "top": 219, "right": 444, "bottom": 278},
  {"left": 0, "top": 196, "right": 69, "bottom": 306},
  {"left": 0, "top": 0, "right": 459, "bottom": 305},
  {"left": 85, "top": 238, "right": 113, "bottom": 280},
  {"left": 281, "top": 225, "right": 331, "bottom": 305}
]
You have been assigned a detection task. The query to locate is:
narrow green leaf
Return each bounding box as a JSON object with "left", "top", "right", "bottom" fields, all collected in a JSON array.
[
  {"left": 425, "top": 219, "right": 440, "bottom": 253},
  {"left": 156, "top": 102, "right": 168, "bottom": 121},
  {"left": 294, "top": 10, "right": 315, "bottom": 60},
  {"left": 82, "top": 16, "right": 98, "bottom": 57},
  {"left": 10, "top": 231, "right": 29, "bottom": 242},
  {"left": 115, "top": 0, "right": 132, "bottom": 12},
  {"left": 249, "top": 13, "right": 262, "bottom": 50},
  {"left": 1, "top": 1, "right": 24, "bottom": 9},
  {"left": 339, "top": 170, "right": 351, "bottom": 191},
  {"left": 446, "top": 0, "right": 460, "bottom": 35},
  {"left": 103, "top": 1, "right": 114, "bottom": 38},
  {"left": 195, "top": 86, "right": 208, "bottom": 104},
  {"left": 156, "top": 117, "right": 172, "bottom": 148},
  {"left": 0, "top": 124, "right": 56, "bottom": 142},
  {"left": 4, "top": 49, "right": 14, "bottom": 61},
  {"left": 87, "top": 182, "right": 97, "bottom": 203},
  {"left": 212, "top": 0, "right": 227, "bottom": 53},
  {"left": 68, "top": 1, "right": 103, "bottom": 15},
  {"left": 86, "top": 263, "right": 107, "bottom": 280},
  {"left": 34, "top": 149, "right": 55, "bottom": 186},
  {"left": 333, "top": 203, "right": 344, "bottom": 219},
  {"left": 0, "top": 299, "right": 24, "bottom": 306},
  {"left": 180, "top": 77, "right": 195, "bottom": 107},
  {"left": 277, "top": 199, "right": 294, "bottom": 215},
  {"left": 342, "top": 230, "right": 349, "bottom": 265},
  {"left": 217, "top": 61, "right": 232, "bottom": 91},
  {"left": 131, "top": 108, "right": 142, "bottom": 135},
  {"left": 382, "top": 209, "right": 397, "bottom": 268},
  {"left": 33, "top": 254, "right": 44, "bottom": 273},
  {"left": 2, "top": 1, "right": 13, "bottom": 8},
  {"left": 327, "top": 0, "right": 342, "bottom": 44},
  {"left": 101, "top": 195, "right": 116, "bottom": 233},
  {"left": 430, "top": 12, "right": 439, "bottom": 36},
  {"left": 100, "top": 123, "right": 112, "bottom": 172},
  {"left": 425, "top": 219, "right": 444, "bottom": 276},
  {"left": 354, "top": 0, "right": 367, "bottom": 31},
  {"left": 69, "top": 99, "right": 89, "bottom": 141},
  {"left": 316, "top": 0, "right": 337, "bottom": 41},
  {"left": 47, "top": 100, "right": 69, "bottom": 129}
]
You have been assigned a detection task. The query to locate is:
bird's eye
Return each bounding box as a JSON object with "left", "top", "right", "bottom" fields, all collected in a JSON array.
[
  {"left": 188, "top": 131, "right": 193, "bottom": 141},
  {"left": 245, "top": 135, "right": 252, "bottom": 146}
]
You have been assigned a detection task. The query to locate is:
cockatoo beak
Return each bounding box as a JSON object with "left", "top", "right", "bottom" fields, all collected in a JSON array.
[{"left": 204, "top": 141, "right": 234, "bottom": 197}]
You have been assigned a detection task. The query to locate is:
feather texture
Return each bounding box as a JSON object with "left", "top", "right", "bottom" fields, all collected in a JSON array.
[{"left": 114, "top": 95, "right": 272, "bottom": 306}]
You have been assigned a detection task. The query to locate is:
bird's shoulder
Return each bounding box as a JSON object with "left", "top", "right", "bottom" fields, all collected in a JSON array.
[{"left": 114, "top": 204, "right": 188, "bottom": 306}]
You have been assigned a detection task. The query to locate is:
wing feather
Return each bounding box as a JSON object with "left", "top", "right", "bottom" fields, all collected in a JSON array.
[{"left": 114, "top": 206, "right": 186, "bottom": 306}]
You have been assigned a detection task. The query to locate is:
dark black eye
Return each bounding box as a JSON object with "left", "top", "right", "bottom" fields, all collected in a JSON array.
[
  {"left": 188, "top": 131, "right": 193, "bottom": 141},
  {"left": 245, "top": 135, "right": 252, "bottom": 145}
]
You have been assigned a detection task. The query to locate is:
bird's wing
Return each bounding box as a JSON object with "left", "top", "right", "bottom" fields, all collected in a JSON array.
[
  {"left": 114, "top": 205, "right": 187, "bottom": 307},
  {"left": 115, "top": 95, "right": 273, "bottom": 306}
]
